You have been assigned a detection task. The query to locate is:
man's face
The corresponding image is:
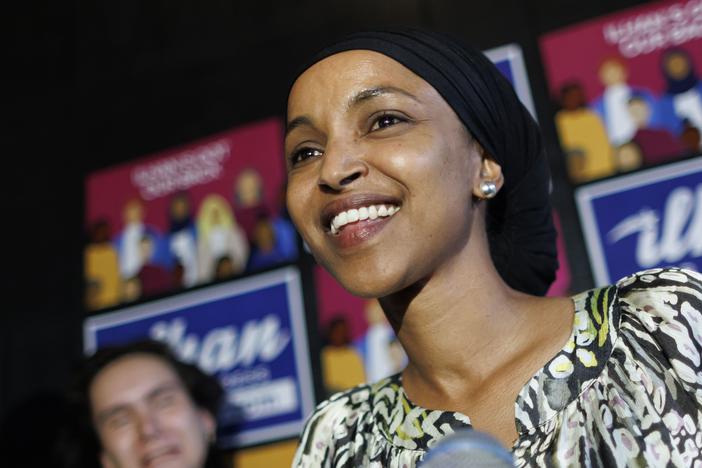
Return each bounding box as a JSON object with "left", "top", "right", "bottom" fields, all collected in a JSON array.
[{"left": 89, "top": 354, "right": 215, "bottom": 468}]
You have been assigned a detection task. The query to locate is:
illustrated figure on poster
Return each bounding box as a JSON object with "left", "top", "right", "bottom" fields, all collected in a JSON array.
[
  {"left": 273, "top": 182, "right": 299, "bottom": 260},
  {"left": 137, "top": 234, "right": 172, "bottom": 297},
  {"left": 321, "top": 316, "right": 366, "bottom": 396},
  {"left": 613, "top": 141, "right": 643, "bottom": 173},
  {"left": 681, "top": 120, "right": 702, "bottom": 154},
  {"left": 355, "top": 300, "right": 407, "bottom": 382},
  {"left": 555, "top": 82, "right": 615, "bottom": 181},
  {"left": 168, "top": 192, "right": 199, "bottom": 288},
  {"left": 592, "top": 57, "right": 657, "bottom": 147},
  {"left": 627, "top": 94, "right": 684, "bottom": 166},
  {"left": 233, "top": 168, "right": 298, "bottom": 268},
  {"left": 246, "top": 212, "right": 298, "bottom": 271},
  {"left": 84, "top": 219, "right": 120, "bottom": 310},
  {"left": 233, "top": 168, "right": 267, "bottom": 243},
  {"left": 121, "top": 276, "right": 141, "bottom": 303},
  {"left": 115, "top": 198, "right": 167, "bottom": 280},
  {"left": 659, "top": 47, "right": 702, "bottom": 146},
  {"left": 116, "top": 198, "right": 148, "bottom": 279},
  {"left": 196, "top": 194, "right": 248, "bottom": 283}
]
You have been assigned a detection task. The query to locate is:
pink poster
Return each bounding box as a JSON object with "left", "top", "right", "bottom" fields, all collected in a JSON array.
[
  {"left": 540, "top": 0, "right": 702, "bottom": 182},
  {"left": 84, "top": 118, "right": 298, "bottom": 311}
]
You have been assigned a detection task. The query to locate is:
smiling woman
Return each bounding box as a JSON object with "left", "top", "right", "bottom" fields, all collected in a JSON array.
[{"left": 285, "top": 29, "right": 702, "bottom": 467}]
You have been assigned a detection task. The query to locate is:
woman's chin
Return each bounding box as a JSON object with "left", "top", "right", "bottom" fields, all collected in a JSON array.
[{"left": 332, "top": 269, "right": 412, "bottom": 299}]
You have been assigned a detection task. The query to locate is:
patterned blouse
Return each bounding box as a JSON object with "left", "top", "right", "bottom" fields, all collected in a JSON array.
[{"left": 293, "top": 268, "right": 702, "bottom": 467}]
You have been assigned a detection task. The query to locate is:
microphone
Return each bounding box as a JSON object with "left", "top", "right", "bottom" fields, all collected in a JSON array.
[{"left": 420, "top": 429, "right": 514, "bottom": 467}]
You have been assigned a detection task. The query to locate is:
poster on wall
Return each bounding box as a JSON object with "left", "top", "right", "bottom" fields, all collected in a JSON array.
[
  {"left": 540, "top": 0, "right": 702, "bottom": 183},
  {"left": 84, "top": 118, "right": 298, "bottom": 311},
  {"left": 84, "top": 266, "right": 315, "bottom": 448},
  {"left": 576, "top": 156, "right": 701, "bottom": 286},
  {"left": 484, "top": 43, "right": 538, "bottom": 120}
]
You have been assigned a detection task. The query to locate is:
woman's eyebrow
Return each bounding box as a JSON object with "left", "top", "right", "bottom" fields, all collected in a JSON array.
[
  {"left": 285, "top": 115, "right": 314, "bottom": 137},
  {"left": 348, "top": 86, "right": 420, "bottom": 109},
  {"left": 285, "top": 86, "right": 419, "bottom": 137}
]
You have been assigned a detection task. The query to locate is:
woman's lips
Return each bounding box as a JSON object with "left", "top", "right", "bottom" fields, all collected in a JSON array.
[
  {"left": 328, "top": 212, "right": 397, "bottom": 249},
  {"left": 320, "top": 194, "right": 401, "bottom": 230},
  {"left": 329, "top": 204, "right": 400, "bottom": 234},
  {"left": 320, "top": 194, "right": 402, "bottom": 249}
]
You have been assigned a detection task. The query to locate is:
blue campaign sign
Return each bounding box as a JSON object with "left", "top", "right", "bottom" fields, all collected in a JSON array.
[
  {"left": 484, "top": 43, "right": 537, "bottom": 121},
  {"left": 84, "top": 266, "right": 315, "bottom": 448},
  {"left": 576, "top": 157, "right": 702, "bottom": 286}
]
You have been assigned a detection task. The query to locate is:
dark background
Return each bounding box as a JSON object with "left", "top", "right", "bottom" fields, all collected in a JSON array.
[{"left": 3, "top": 0, "right": 649, "bottom": 465}]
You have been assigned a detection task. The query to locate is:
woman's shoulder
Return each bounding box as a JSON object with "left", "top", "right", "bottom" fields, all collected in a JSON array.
[
  {"left": 614, "top": 267, "right": 702, "bottom": 321},
  {"left": 613, "top": 267, "right": 702, "bottom": 384}
]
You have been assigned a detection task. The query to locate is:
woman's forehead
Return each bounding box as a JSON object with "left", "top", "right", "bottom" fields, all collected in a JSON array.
[{"left": 288, "top": 50, "right": 432, "bottom": 113}]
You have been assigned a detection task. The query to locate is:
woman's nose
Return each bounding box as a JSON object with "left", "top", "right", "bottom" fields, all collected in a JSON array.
[{"left": 317, "top": 142, "right": 368, "bottom": 192}]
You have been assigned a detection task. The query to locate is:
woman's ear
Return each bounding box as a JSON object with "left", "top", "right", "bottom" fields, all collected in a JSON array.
[{"left": 472, "top": 157, "right": 504, "bottom": 200}]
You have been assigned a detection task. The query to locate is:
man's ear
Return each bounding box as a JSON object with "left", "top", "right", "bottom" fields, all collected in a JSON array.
[{"left": 199, "top": 409, "right": 217, "bottom": 444}]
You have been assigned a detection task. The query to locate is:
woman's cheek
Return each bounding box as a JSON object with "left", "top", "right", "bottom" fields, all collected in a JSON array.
[{"left": 381, "top": 137, "right": 438, "bottom": 176}]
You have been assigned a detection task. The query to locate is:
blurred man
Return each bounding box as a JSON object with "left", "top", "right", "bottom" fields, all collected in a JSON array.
[{"left": 76, "top": 341, "right": 223, "bottom": 468}]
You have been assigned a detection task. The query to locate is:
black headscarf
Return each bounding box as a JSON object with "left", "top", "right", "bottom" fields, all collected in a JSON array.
[{"left": 293, "top": 28, "right": 557, "bottom": 296}]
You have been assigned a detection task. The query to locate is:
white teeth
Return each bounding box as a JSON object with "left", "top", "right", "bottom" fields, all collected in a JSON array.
[
  {"left": 329, "top": 204, "right": 400, "bottom": 233},
  {"left": 368, "top": 205, "right": 378, "bottom": 219},
  {"left": 337, "top": 211, "right": 348, "bottom": 226}
]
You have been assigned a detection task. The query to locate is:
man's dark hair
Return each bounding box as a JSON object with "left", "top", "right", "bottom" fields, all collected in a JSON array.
[{"left": 66, "top": 340, "right": 225, "bottom": 468}]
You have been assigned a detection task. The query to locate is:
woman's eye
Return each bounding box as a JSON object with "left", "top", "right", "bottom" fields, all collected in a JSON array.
[
  {"left": 370, "top": 114, "right": 405, "bottom": 132},
  {"left": 289, "top": 147, "right": 323, "bottom": 166}
]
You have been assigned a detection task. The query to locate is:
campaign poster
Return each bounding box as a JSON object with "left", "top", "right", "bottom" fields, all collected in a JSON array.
[
  {"left": 484, "top": 43, "right": 538, "bottom": 120},
  {"left": 84, "top": 118, "right": 298, "bottom": 311},
  {"left": 540, "top": 0, "right": 702, "bottom": 183},
  {"left": 84, "top": 266, "right": 315, "bottom": 448},
  {"left": 576, "top": 156, "right": 702, "bottom": 286}
]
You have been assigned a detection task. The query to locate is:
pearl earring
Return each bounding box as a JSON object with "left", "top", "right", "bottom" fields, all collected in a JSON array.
[{"left": 479, "top": 180, "right": 497, "bottom": 199}]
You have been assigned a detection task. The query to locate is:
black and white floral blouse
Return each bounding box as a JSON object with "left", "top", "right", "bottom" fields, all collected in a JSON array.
[{"left": 293, "top": 268, "right": 702, "bottom": 467}]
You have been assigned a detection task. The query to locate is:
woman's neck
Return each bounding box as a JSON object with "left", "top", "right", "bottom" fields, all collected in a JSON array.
[{"left": 380, "top": 225, "right": 572, "bottom": 407}]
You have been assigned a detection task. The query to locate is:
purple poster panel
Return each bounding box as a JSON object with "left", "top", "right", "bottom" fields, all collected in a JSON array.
[
  {"left": 484, "top": 43, "right": 538, "bottom": 120},
  {"left": 540, "top": 0, "right": 702, "bottom": 183},
  {"left": 84, "top": 118, "right": 298, "bottom": 311},
  {"left": 84, "top": 266, "right": 315, "bottom": 448},
  {"left": 576, "top": 156, "right": 702, "bottom": 286}
]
